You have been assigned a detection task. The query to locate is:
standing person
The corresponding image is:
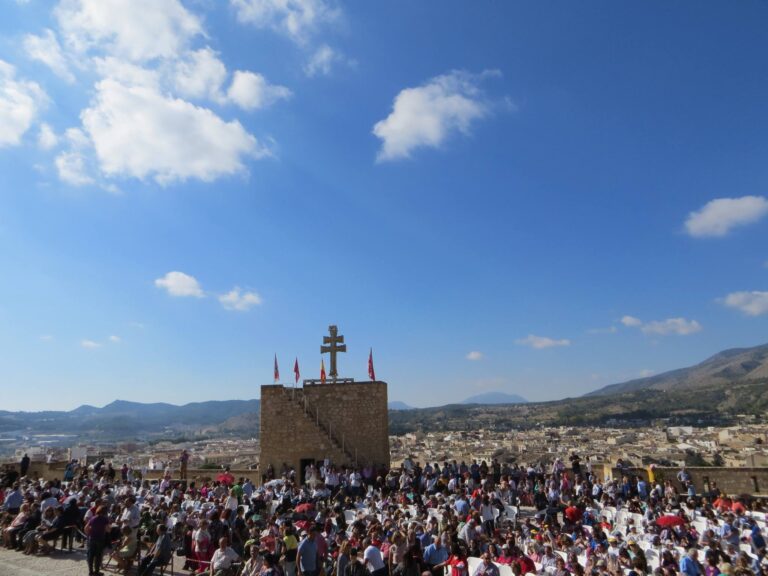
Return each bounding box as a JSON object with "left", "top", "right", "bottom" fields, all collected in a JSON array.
[
  {"left": 344, "top": 548, "right": 369, "bottom": 576},
  {"left": 180, "top": 450, "right": 190, "bottom": 481},
  {"left": 363, "top": 537, "right": 387, "bottom": 576},
  {"left": 423, "top": 535, "right": 449, "bottom": 576},
  {"left": 19, "top": 454, "right": 30, "bottom": 477},
  {"left": 297, "top": 527, "right": 321, "bottom": 576},
  {"left": 85, "top": 505, "right": 110, "bottom": 576},
  {"left": 282, "top": 525, "right": 299, "bottom": 576}
]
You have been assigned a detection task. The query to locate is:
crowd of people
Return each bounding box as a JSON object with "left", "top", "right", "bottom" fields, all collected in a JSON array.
[{"left": 0, "top": 454, "right": 767, "bottom": 576}]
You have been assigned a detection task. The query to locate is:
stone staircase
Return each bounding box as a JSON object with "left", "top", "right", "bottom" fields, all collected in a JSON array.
[{"left": 282, "top": 388, "right": 358, "bottom": 466}]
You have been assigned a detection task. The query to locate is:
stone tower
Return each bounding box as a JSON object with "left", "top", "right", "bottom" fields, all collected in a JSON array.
[{"left": 259, "top": 327, "right": 390, "bottom": 479}]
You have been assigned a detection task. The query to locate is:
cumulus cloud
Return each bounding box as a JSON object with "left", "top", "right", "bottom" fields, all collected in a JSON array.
[
  {"left": 0, "top": 60, "right": 47, "bottom": 147},
  {"left": 173, "top": 47, "right": 228, "bottom": 101},
  {"left": 685, "top": 196, "right": 768, "bottom": 238},
  {"left": 466, "top": 351, "right": 484, "bottom": 361},
  {"left": 622, "top": 314, "right": 702, "bottom": 336},
  {"left": 54, "top": 127, "right": 96, "bottom": 185},
  {"left": 640, "top": 318, "right": 702, "bottom": 336},
  {"left": 225, "top": 71, "right": 291, "bottom": 111},
  {"left": 23, "top": 29, "right": 75, "bottom": 83},
  {"left": 304, "top": 44, "right": 339, "bottom": 77},
  {"left": 38, "top": 123, "right": 58, "bottom": 150},
  {"left": 11, "top": 0, "right": 284, "bottom": 188},
  {"left": 81, "top": 79, "right": 267, "bottom": 184},
  {"left": 55, "top": 0, "right": 202, "bottom": 62},
  {"left": 230, "top": 0, "right": 338, "bottom": 44},
  {"left": 155, "top": 271, "right": 204, "bottom": 297},
  {"left": 515, "top": 335, "right": 571, "bottom": 349},
  {"left": 80, "top": 339, "right": 101, "bottom": 349},
  {"left": 373, "top": 70, "right": 493, "bottom": 162},
  {"left": 55, "top": 150, "right": 94, "bottom": 185},
  {"left": 219, "top": 287, "right": 262, "bottom": 311},
  {"left": 722, "top": 291, "right": 768, "bottom": 316}
]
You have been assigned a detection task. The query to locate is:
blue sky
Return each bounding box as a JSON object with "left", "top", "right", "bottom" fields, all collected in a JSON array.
[{"left": 1, "top": 0, "right": 767, "bottom": 411}]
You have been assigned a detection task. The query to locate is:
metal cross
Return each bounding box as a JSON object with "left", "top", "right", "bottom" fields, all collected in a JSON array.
[{"left": 320, "top": 325, "right": 346, "bottom": 379}]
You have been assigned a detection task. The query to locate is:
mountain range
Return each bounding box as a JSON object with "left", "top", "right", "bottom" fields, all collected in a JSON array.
[
  {"left": 0, "top": 399, "right": 261, "bottom": 440},
  {"left": 389, "top": 392, "right": 528, "bottom": 410},
  {"left": 2, "top": 343, "right": 766, "bottom": 441},
  {"left": 585, "top": 343, "right": 768, "bottom": 396},
  {"left": 461, "top": 392, "right": 528, "bottom": 404}
]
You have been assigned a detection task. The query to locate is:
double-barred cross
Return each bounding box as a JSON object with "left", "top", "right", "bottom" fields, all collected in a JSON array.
[{"left": 320, "top": 324, "right": 346, "bottom": 379}]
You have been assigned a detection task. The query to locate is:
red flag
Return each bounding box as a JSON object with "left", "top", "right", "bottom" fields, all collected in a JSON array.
[
  {"left": 368, "top": 348, "right": 376, "bottom": 381},
  {"left": 293, "top": 357, "right": 300, "bottom": 384},
  {"left": 274, "top": 354, "right": 280, "bottom": 383},
  {"left": 320, "top": 358, "right": 326, "bottom": 384}
]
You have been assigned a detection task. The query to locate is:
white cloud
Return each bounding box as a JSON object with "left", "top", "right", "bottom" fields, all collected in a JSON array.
[
  {"left": 23, "top": 29, "right": 75, "bottom": 83},
  {"left": 230, "top": 0, "right": 338, "bottom": 44},
  {"left": 0, "top": 60, "right": 47, "bottom": 148},
  {"left": 225, "top": 70, "right": 291, "bottom": 111},
  {"left": 219, "top": 287, "right": 262, "bottom": 311},
  {"left": 587, "top": 326, "right": 618, "bottom": 334},
  {"left": 55, "top": 0, "right": 202, "bottom": 62},
  {"left": 54, "top": 127, "right": 95, "bottom": 185},
  {"left": 38, "top": 123, "right": 58, "bottom": 150},
  {"left": 641, "top": 318, "right": 702, "bottom": 336},
  {"left": 109, "top": 335, "right": 121, "bottom": 343},
  {"left": 621, "top": 315, "right": 643, "bottom": 327},
  {"left": 304, "top": 44, "right": 337, "bottom": 77},
  {"left": 80, "top": 339, "right": 101, "bottom": 349},
  {"left": 173, "top": 47, "right": 227, "bottom": 101},
  {"left": 155, "top": 271, "right": 204, "bottom": 298},
  {"left": 515, "top": 334, "right": 571, "bottom": 349},
  {"left": 55, "top": 150, "right": 94, "bottom": 185},
  {"left": 466, "top": 351, "right": 484, "bottom": 361},
  {"left": 39, "top": 335, "right": 54, "bottom": 341},
  {"left": 93, "top": 57, "right": 160, "bottom": 89},
  {"left": 373, "top": 70, "right": 492, "bottom": 162},
  {"left": 81, "top": 79, "right": 267, "bottom": 184},
  {"left": 722, "top": 291, "right": 768, "bottom": 316},
  {"left": 639, "top": 369, "right": 655, "bottom": 378},
  {"left": 685, "top": 196, "right": 768, "bottom": 238}
]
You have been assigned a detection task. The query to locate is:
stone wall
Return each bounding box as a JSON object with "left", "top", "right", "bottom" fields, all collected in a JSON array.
[
  {"left": 259, "top": 381, "right": 389, "bottom": 478},
  {"left": 3, "top": 462, "right": 259, "bottom": 484},
  {"left": 606, "top": 466, "right": 768, "bottom": 496}
]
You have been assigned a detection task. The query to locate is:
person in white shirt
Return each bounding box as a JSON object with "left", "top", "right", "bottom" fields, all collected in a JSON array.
[
  {"left": 363, "top": 538, "right": 386, "bottom": 576},
  {"left": 210, "top": 536, "right": 240, "bottom": 576}
]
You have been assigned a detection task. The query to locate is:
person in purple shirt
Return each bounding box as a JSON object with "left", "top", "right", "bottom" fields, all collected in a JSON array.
[{"left": 86, "top": 505, "right": 110, "bottom": 576}]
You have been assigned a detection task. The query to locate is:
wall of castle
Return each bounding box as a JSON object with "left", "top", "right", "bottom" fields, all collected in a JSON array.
[
  {"left": 607, "top": 466, "right": 768, "bottom": 496},
  {"left": 259, "top": 381, "right": 389, "bottom": 478}
]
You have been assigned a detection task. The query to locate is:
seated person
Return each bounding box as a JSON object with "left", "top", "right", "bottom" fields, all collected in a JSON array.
[
  {"left": 111, "top": 524, "right": 138, "bottom": 570},
  {"left": 210, "top": 536, "right": 241, "bottom": 576}
]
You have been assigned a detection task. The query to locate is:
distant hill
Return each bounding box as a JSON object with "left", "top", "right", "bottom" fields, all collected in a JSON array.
[
  {"left": 0, "top": 399, "right": 261, "bottom": 440},
  {"left": 462, "top": 392, "right": 528, "bottom": 404},
  {"left": 388, "top": 401, "right": 415, "bottom": 411},
  {"left": 586, "top": 343, "right": 768, "bottom": 397}
]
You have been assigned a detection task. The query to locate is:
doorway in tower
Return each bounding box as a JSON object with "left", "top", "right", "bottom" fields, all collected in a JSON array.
[{"left": 300, "top": 458, "right": 314, "bottom": 484}]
